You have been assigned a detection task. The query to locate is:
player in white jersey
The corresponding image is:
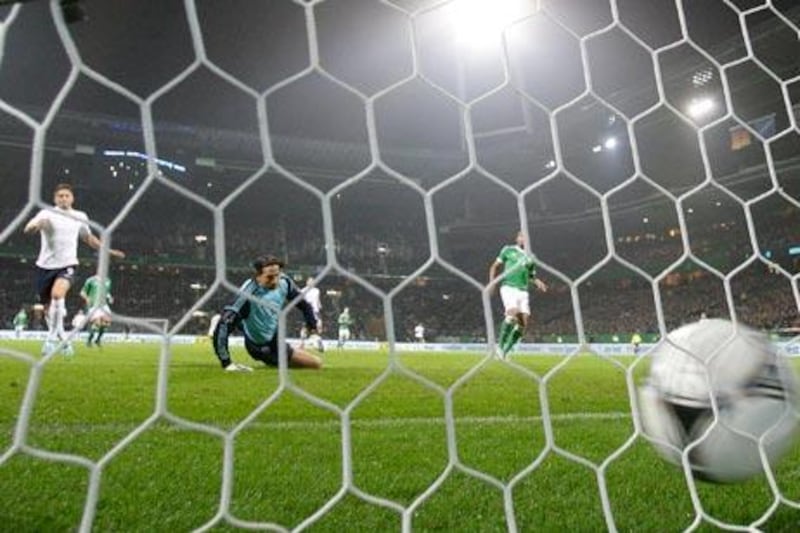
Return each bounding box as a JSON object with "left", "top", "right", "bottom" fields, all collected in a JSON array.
[
  {"left": 23, "top": 183, "right": 125, "bottom": 356},
  {"left": 414, "top": 323, "right": 425, "bottom": 343},
  {"left": 300, "top": 277, "right": 324, "bottom": 352}
]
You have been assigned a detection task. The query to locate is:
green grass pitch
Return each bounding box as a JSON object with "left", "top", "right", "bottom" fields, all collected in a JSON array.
[{"left": 1, "top": 340, "right": 799, "bottom": 531}]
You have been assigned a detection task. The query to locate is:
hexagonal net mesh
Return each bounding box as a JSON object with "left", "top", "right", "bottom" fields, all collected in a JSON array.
[{"left": 0, "top": 0, "right": 799, "bottom": 531}]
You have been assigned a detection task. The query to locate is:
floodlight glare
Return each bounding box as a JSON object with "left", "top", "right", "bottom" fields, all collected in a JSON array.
[
  {"left": 603, "top": 137, "right": 618, "bottom": 150},
  {"left": 687, "top": 97, "right": 715, "bottom": 119},
  {"left": 450, "top": 0, "right": 529, "bottom": 49}
]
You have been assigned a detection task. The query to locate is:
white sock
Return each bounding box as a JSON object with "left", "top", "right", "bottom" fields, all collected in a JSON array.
[
  {"left": 53, "top": 298, "right": 66, "bottom": 341},
  {"left": 46, "top": 303, "right": 58, "bottom": 341}
]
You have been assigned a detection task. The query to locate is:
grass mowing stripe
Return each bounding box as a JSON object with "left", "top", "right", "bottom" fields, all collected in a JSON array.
[{"left": 2, "top": 411, "right": 632, "bottom": 435}]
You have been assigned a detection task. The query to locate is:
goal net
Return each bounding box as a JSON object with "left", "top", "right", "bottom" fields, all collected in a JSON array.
[{"left": 0, "top": 0, "right": 799, "bottom": 530}]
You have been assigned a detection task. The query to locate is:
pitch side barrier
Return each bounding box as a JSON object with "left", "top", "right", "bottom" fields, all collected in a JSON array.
[{"left": 2, "top": 330, "right": 799, "bottom": 356}]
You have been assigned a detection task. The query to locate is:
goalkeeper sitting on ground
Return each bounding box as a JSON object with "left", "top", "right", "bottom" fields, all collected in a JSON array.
[{"left": 212, "top": 256, "right": 322, "bottom": 371}]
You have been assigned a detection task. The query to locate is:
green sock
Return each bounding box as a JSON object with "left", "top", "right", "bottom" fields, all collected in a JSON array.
[
  {"left": 498, "top": 320, "right": 514, "bottom": 351},
  {"left": 504, "top": 326, "right": 522, "bottom": 355}
]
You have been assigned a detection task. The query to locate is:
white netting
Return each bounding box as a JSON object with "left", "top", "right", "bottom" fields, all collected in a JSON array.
[{"left": 1, "top": 0, "right": 799, "bottom": 531}]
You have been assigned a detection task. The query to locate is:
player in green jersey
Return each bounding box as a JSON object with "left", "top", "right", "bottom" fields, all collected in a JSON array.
[
  {"left": 337, "top": 307, "right": 353, "bottom": 349},
  {"left": 489, "top": 231, "right": 548, "bottom": 358},
  {"left": 80, "top": 274, "right": 114, "bottom": 347},
  {"left": 13, "top": 306, "right": 28, "bottom": 338}
]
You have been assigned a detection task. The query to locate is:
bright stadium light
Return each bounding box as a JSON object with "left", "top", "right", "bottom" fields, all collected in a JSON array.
[
  {"left": 103, "top": 149, "right": 186, "bottom": 173},
  {"left": 603, "top": 136, "right": 618, "bottom": 150},
  {"left": 449, "top": 0, "right": 530, "bottom": 50},
  {"left": 687, "top": 97, "right": 715, "bottom": 119}
]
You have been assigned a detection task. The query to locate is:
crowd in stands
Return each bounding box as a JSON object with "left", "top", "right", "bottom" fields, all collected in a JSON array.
[
  {"left": 3, "top": 100, "right": 798, "bottom": 347},
  {"left": 1, "top": 249, "right": 796, "bottom": 344},
  {"left": 2, "top": 159, "right": 796, "bottom": 342}
]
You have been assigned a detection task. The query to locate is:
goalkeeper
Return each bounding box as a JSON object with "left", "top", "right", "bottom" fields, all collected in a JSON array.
[
  {"left": 212, "top": 256, "right": 322, "bottom": 371},
  {"left": 489, "top": 231, "right": 548, "bottom": 358}
]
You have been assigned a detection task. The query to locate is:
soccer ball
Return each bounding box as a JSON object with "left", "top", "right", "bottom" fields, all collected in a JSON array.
[{"left": 637, "top": 318, "right": 800, "bottom": 483}]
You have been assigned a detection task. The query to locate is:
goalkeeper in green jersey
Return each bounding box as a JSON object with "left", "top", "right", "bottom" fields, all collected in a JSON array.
[
  {"left": 489, "top": 231, "right": 548, "bottom": 358},
  {"left": 80, "top": 274, "right": 114, "bottom": 347}
]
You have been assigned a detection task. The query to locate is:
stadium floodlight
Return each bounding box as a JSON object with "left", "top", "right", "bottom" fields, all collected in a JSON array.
[
  {"left": 103, "top": 149, "right": 186, "bottom": 173},
  {"left": 687, "top": 97, "right": 715, "bottom": 119},
  {"left": 692, "top": 67, "right": 714, "bottom": 87},
  {"left": 75, "top": 144, "right": 95, "bottom": 155},
  {"left": 591, "top": 144, "right": 602, "bottom": 153},
  {"left": 449, "top": 0, "right": 530, "bottom": 50},
  {"left": 603, "top": 136, "right": 618, "bottom": 150}
]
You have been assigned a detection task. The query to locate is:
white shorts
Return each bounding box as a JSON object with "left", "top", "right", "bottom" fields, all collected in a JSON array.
[
  {"left": 500, "top": 285, "right": 530, "bottom": 316},
  {"left": 338, "top": 328, "right": 350, "bottom": 341},
  {"left": 89, "top": 306, "right": 112, "bottom": 322}
]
